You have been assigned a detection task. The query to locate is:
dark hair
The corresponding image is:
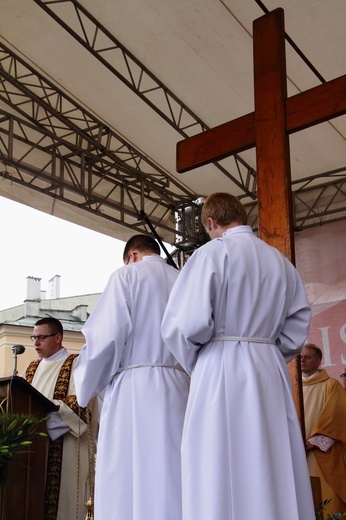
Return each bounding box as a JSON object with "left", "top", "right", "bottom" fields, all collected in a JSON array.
[
  {"left": 201, "top": 192, "right": 247, "bottom": 228},
  {"left": 35, "top": 317, "right": 63, "bottom": 337},
  {"left": 123, "top": 235, "right": 160, "bottom": 263},
  {"left": 303, "top": 343, "right": 322, "bottom": 361}
]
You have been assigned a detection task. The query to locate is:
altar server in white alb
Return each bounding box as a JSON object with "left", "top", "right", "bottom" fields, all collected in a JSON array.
[
  {"left": 74, "top": 234, "right": 189, "bottom": 520},
  {"left": 161, "top": 192, "right": 315, "bottom": 520}
]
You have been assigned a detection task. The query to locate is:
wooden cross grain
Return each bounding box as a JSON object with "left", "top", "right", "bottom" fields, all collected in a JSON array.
[{"left": 176, "top": 8, "right": 346, "bottom": 429}]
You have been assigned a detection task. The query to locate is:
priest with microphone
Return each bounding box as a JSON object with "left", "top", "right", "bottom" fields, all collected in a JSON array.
[{"left": 24, "top": 317, "right": 98, "bottom": 520}]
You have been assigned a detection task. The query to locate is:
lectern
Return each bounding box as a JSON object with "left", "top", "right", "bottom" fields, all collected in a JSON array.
[{"left": 0, "top": 376, "right": 58, "bottom": 520}]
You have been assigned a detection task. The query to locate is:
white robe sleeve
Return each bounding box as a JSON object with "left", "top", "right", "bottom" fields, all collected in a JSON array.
[
  {"left": 275, "top": 259, "right": 312, "bottom": 363},
  {"left": 162, "top": 251, "right": 216, "bottom": 374},
  {"left": 46, "top": 409, "right": 70, "bottom": 441},
  {"left": 74, "top": 269, "right": 132, "bottom": 406}
]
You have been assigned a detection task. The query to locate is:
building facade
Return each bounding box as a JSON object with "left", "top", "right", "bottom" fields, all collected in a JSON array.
[{"left": 0, "top": 275, "right": 100, "bottom": 378}]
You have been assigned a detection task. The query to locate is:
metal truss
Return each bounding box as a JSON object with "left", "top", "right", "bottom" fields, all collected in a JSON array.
[
  {"left": 0, "top": 42, "right": 191, "bottom": 197},
  {"left": 245, "top": 167, "right": 346, "bottom": 232},
  {"left": 33, "top": 0, "right": 257, "bottom": 197},
  {"left": 0, "top": 108, "right": 195, "bottom": 241},
  {"left": 31, "top": 0, "right": 346, "bottom": 227},
  {"left": 0, "top": 20, "right": 345, "bottom": 249},
  {"left": 292, "top": 168, "right": 346, "bottom": 230},
  {"left": 0, "top": 42, "right": 202, "bottom": 242}
]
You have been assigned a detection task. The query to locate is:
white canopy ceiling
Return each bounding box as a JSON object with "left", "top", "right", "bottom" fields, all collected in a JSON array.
[{"left": 0, "top": 0, "right": 345, "bottom": 245}]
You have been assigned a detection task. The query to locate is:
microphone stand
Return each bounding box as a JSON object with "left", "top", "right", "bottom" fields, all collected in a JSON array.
[
  {"left": 12, "top": 347, "right": 19, "bottom": 376},
  {"left": 12, "top": 345, "right": 25, "bottom": 376}
]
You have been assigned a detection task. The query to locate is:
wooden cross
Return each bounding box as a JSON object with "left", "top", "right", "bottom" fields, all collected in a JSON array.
[{"left": 176, "top": 8, "right": 346, "bottom": 428}]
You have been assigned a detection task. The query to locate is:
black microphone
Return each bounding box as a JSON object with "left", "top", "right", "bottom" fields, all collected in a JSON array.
[
  {"left": 12, "top": 345, "right": 26, "bottom": 376},
  {"left": 12, "top": 345, "right": 26, "bottom": 355}
]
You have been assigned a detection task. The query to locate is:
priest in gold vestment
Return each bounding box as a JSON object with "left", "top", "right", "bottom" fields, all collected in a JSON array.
[
  {"left": 25, "top": 317, "right": 98, "bottom": 520},
  {"left": 301, "top": 344, "right": 346, "bottom": 516}
]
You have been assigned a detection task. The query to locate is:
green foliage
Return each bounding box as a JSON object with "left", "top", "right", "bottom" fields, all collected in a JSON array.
[
  {"left": 316, "top": 499, "right": 346, "bottom": 520},
  {"left": 0, "top": 413, "right": 48, "bottom": 474}
]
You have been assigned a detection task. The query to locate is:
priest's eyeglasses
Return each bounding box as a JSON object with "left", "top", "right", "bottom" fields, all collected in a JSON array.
[{"left": 30, "top": 333, "right": 58, "bottom": 342}]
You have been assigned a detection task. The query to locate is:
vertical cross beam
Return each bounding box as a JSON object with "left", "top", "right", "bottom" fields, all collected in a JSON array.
[
  {"left": 253, "top": 9, "right": 304, "bottom": 430},
  {"left": 254, "top": 9, "right": 294, "bottom": 258}
]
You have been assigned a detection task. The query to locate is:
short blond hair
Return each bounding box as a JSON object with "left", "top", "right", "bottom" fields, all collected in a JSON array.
[{"left": 201, "top": 192, "right": 247, "bottom": 228}]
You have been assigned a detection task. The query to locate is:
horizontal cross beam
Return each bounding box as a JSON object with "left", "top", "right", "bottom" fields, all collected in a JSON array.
[{"left": 177, "top": 74, "right": 346, "bottom": 172}]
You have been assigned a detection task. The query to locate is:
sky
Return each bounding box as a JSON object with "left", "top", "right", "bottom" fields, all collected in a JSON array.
[{"left": 0, "top": 196, "right": 128, "bottom": 311}]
